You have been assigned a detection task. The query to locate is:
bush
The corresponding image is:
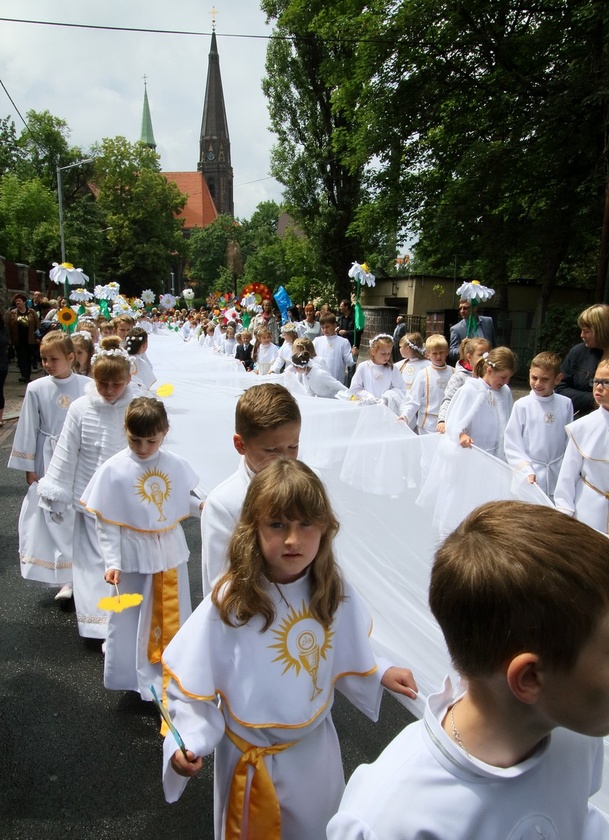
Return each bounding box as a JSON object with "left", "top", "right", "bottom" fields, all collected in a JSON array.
[{"left": 537, "top": 304, "right": 582, "bottom": 358}]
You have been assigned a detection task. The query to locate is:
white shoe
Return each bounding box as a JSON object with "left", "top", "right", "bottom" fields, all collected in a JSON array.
[
  {"left": 101, "top": 641, "right": 106, "bottom": 654},
  {"left": 54, "top": 584, "right": 73, "bottom": 601}
]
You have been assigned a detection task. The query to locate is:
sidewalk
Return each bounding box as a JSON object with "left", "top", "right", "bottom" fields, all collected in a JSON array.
[{"left": 0, "top": 362, "right": 45, "bottom": 444}]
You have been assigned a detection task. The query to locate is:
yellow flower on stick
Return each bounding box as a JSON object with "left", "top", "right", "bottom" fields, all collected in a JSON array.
[
  {"left": 57, "top": 307, "right": 77, "bottom": 327},
  {"left": 98, "top": 592, "right": 144, "bottom": 613}
]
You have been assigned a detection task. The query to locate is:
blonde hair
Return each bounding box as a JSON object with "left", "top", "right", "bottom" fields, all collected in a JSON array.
[
  {"left": 530, "top": 351, "right": 562, "bottom": 376},
  {"left": 460, "top": 337, "right": 490, "bottom": 362},
  {"left": 293, "top": 337, "right": 316, "bottom": 357},
  {"left": 91, "top": 336, "right": 131, "bottom": 382},
  {"left": 40, "top": 330, "right": 74, "bottom": 358},
  {"left": 212, "top": 459, "right": 344, "bottom": 631},
  {"left": 475, "top": 346, "right": 516, "bottom": 378},
  {"left": 369, "top": 334, "right": 394, "bottom": 366},
  {"left": 399, "top": 332, "right": 426, "bottom": 359},
  {"left": 578, "top": 304, "right": 609, "bottom": 348},
  {"left": 425, "top": 333, "right": 448, "bottom": 353}
]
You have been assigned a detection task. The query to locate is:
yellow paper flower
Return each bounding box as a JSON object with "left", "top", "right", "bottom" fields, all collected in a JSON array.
[
  {"left": 57, "top": 306, "right": 77, "bottom": 327},
  {"left": 156, "top": 383, "right": 174, "bottom": 397},
  {"left": 98, "top": 593, "right": 144, "bottom": 613}
]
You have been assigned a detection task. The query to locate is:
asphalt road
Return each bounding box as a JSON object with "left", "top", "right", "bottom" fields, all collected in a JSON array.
[{"left": 0, "top": 422, "right": 415, "bottom": 840}]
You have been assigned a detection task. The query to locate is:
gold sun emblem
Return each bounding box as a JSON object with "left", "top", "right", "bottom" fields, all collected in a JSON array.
[
  {"left": 135, "top": 468, "right": 171, "bottom": 522},
  {"left": 269, "top": 601, "right": 334, "bottom": 700}
]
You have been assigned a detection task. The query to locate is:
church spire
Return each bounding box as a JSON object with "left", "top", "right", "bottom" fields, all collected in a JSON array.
[
  {"left": 139, "top": 77, "right": 156, "bottom": 150},
  {"left": 198, "top": 24, "right": 234, "bottom": 216}
]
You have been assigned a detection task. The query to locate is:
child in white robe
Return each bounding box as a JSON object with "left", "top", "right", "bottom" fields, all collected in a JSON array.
[
  {"left": 504, "top": 351, "right": 573, "bottom": 499},
  {"left": 253, "top": 327, "right": 279, "bottom": 375},
  {"left": 395, "top": 332, "right": 430, "bottom": 392},
  {"left": 125, "top": 327, "right": 156, "bottom": 393},
  {"left": 349, "top": 334, "right": 406, "bottom": 413},
  {"left": 163, "top": 458, "right": 418, "bottom": 840},
  {"left": 313, "top": 314, "right": 354, "bottom": 384},
  {"left": 399, "top": 334, "right": 453, "bottom": 433},
  {"left": 8, "top": 331, "right": 88, "bottom": 594},
  {"left": 201, "top": 383, "right": 301, "bottom": 595},
  {"left": 437, "top": 337, "right": 489, "bottom": 433},
  {"left": 270, "top": 322, "right": 298, "bottom": 373},
  {"left": 199, "top": 323, "right": 216, "bottom": 349},
  {"left": 37, "top": 337, "right": 135, "bottom": 641},
  {"left": 81, "top": 397, "right": 202, "bottom": 701},
  {"left": 283, "top": 339, "right": 347, "bottom": 399},
  {"left": 555, "top": 358, "right": 609, "bottom": 533},
  {"left": 445, "top": 346, "right": 515, "bottom": 460},
  {"left": 328, "top": 501, "right": 609, "bottom": 839},
  {"left": 71, "top": 332, "right": 94, "bottom": 377},
  {"left": 219, "top": 323, "right": 237, "bottom": 357}
]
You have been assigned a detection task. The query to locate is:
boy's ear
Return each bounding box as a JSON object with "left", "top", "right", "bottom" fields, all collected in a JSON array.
[
  {"left": 554, "top": 372, "right": 563, "bottom": 384},
  {"left": 506, "top": 653, "right": 543, "bottom": 705},
  {"left": 233, "top": 434, "right": 246, "bottom": 456}
]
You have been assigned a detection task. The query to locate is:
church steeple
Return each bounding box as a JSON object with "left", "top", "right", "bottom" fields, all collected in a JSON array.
[
  {"left": 140, "top": 78, "right": 156, "bottom": 150},
  {"left": 198, "top": 25, "right": 234, "bottom": 216}
]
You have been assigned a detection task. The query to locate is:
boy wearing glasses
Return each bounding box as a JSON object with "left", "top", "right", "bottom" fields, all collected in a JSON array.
[
  {"left": 555, "top": 358, "right": 609, "bottom": 532},
  {"left": 504, "top": 351, "right": 573, "bottom": 500}
]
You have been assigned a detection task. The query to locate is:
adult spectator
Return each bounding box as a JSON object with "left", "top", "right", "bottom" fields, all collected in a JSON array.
[
  {"left": 392, "top": 315, "right": 407, "bottom": 362},
  {"left": 0, "top": 308, "right": 8, "bottom": 426},
  {"left": 337, "top": 299, "right": 359, "bottom": 384},
  {"left": 448, "top": 299, "right": 496, "bottom": 366},
  {"left": 250, "top": 298, "right": 279, "bottom": 344},
  {"left": 300, "top": 302, "right": 321, "bottom": 341},
  {"left": 7, "top": 293, "right": 39, "bottom": 383},
  {"left": 555, "top": 303, "right": 609, "bottom": 418}
]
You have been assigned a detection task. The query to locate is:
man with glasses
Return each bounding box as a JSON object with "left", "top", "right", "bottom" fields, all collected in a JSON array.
[{"left": 448, "top": 299, "right": 496, "bottom": 366}]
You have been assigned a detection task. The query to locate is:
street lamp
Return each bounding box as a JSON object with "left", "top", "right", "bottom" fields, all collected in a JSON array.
[{"left": 57, "top": 158, "right": 94, "bottom": 264}]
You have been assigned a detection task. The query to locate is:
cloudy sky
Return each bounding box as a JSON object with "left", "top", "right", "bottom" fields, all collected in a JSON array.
[{"left": 0, "top": 1, "right": 284, "bottom": 218}]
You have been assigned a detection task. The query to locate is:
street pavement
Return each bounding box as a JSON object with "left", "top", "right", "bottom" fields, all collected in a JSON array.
[{"left": 0, "top": 362, "right": 415, "bottom": 840}]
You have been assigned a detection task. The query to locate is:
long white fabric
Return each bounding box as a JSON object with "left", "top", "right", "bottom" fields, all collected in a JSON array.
[{"left": 145, "top": 329, "right": 609, "bottom": 816}]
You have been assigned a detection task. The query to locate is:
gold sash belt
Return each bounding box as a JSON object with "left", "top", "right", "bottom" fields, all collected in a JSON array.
[
  {"left": 224, "top": 726, "right": 299, "bottom": 840},
  {"left": 148, "top": 568, "right": 180, "bottom": 734}
]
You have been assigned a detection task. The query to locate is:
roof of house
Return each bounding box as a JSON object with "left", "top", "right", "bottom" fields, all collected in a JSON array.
[{"left": 163, "top": 171, "right": 218, "bottom": 230}]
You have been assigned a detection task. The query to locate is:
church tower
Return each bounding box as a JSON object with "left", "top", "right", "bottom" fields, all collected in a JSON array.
[
  {"left": 139, "top": 78, "right": 157, "bottom": 150},
  {"left": 198, "top": 26, "right": 234, "bottom": 216}
]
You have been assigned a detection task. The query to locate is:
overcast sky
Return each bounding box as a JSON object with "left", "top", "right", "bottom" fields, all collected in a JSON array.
[{"left": 0, "top": 1, "right": 284, "bottom": 219}]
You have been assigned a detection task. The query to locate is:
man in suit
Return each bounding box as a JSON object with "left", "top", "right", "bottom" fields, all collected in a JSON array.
[{"left": 448, "top": 299, "right": 496, "bottom": 365}]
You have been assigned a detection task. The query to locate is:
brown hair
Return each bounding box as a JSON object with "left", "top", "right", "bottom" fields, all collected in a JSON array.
[
  {"left": 125, "top": 397, "right": 169, "bottom": 437},
  {"left": 319, "top": 313, "right": 337, "bottom": 326},
  {"left": 235, "top": 384, "right": 301, "bottom": 441},
  {"left": 430, "top": 500, "right": 609, "bottom": 677},
  {"left": 578, "top": 304, "right": 609, "bottom": 348},
  {"left": 124, "top": 327, "right": 148, "bottom": 356},
  {"left": 212, "top": 458, "right": 343, "bottom": 630},
  {"left": 474, "top": 346, "right": 516, "bottom": 378},
  {"left": 91, "top": 336, "right": 131, "bottom": 382},
  {"left": 530, "top": 351, "right": 562, "bottom": 376},
  {"left": 71, "top": 332, "right": 94, "bottom": 375},
  {"left": 40, "top": 330, "right": 75, "bottom": 358}
]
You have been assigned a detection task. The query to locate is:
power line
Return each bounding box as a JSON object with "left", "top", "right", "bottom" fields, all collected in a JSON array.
[{"left": 0, "top": 17, "right": 271, "bottom": 40}]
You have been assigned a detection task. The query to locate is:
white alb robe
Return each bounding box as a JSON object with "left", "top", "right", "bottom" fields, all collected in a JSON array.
[
  {"left": 445, "top": 376, "right": 513, "bottom": 459},
  {"left": 313, "top": 335, "right": 354, "bottom": 384},
  {"left": 162, "top": 574, "right": 390, "bottom": 840},
  {"left": 283, "top": 361, "right": 347, "bottom": 399},
  {"left": 8, "top": 372, "right": 88, "bottom": 584},
  {"left": 37, "top": 382, "right": 136, "bottom": 638},
  {"left": 396, "top": 356, "right": 430, "bottom": 391},
  {"left": 327, "top": 677, "right": 608, "bottom": 840},
  {"left": 400, "top": 364, "right": 454, "bottom": 434},
  {"left": 349, "top": 360, "right": 406, "bottom": 414},
  {"left": 504, "top": 390, "right": 573, "bottom": 498},
  {"left": 82, "top": 447, "right": 200, "bottom": 698},
  {"left": 554, "top": 407, "right": 609, "bottom": 533}
]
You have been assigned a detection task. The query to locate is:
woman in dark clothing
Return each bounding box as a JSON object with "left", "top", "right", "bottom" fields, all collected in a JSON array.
[
  {"left": 555, "top": 303, "right": 609, "bottom": 417},
  {"left": 7, "top": 293, "right": 39, "bottom": 384},
  {"left": 0, "top": 309, "right": 9, "bottom": 425}
]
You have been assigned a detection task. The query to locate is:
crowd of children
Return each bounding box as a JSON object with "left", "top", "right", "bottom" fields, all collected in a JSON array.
[{"left": 7, "top": 298, "right": 609, "bottom": 838}]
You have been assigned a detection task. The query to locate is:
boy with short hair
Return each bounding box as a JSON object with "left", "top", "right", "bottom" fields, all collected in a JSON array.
[
  {"left": 313, "top": 314, "right": 354, "bottom": 384},
  {"left": 201, "top": 383, "right": 301, "bottom": 594},
  {"left": 398, "top": 334, "right": 453, "bottom": 433},
  {"left": 327, "top": 500, "right": 609, "bottom": 838},
  {"left": 504, "top": 351, "right": 573, "bottom": 498}
]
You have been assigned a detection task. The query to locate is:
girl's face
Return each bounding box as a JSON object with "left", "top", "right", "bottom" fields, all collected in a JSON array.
[
  {"left": 226, "top": 327, "right": 235, "bottom": 339},
  {"left": 370, "top": 342, "right": 393, "bottom": 365},
  {"left": 259, "top": 333, "right": 272, "bottom": 345},
  {"left": 126, "top": 429, "right": 167, "bottom": 460},
  {"left": 593, "top": 366, "right": 609, "bottom": 410},
  {"left": 258, "top": 516, "right": 323, "bottom": 584},
  {"left": 74, "top": 345, "right": 90, "bottom": 371},
  {"left": 399, "top": 343, "right": 416, "bottom": 360},
  {"left": 484, "top": 367, "right": 513, "bottom": 391},
  {"left": 41, "top": 347, "right": 74, "bottom": 379},
  {"left": 95, "top": 377, "right": 129, "bottom": 404}
]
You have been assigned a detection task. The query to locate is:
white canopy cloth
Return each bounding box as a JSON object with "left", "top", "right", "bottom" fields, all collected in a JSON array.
[{"left": 146, "top": 329, "right": 609, "bottom": 817}]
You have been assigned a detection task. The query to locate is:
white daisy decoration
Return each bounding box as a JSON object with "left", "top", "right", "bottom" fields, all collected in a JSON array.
[
  {"left": 141, "top": 289, "right": 156, "bottom": 305},
  {"left": 69, "top": 287, "right": 94, "bottom": 302},
  {"left": 456, "top": 281, "right": 495, "bottom": 303},
  {"left": 49, "top": 262, "right": 90, "bottom": 286}
]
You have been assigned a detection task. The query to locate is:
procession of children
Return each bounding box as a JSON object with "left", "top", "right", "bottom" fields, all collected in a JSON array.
[{"left": 6, "top": 288, "right": 609, "bottom": 839}]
